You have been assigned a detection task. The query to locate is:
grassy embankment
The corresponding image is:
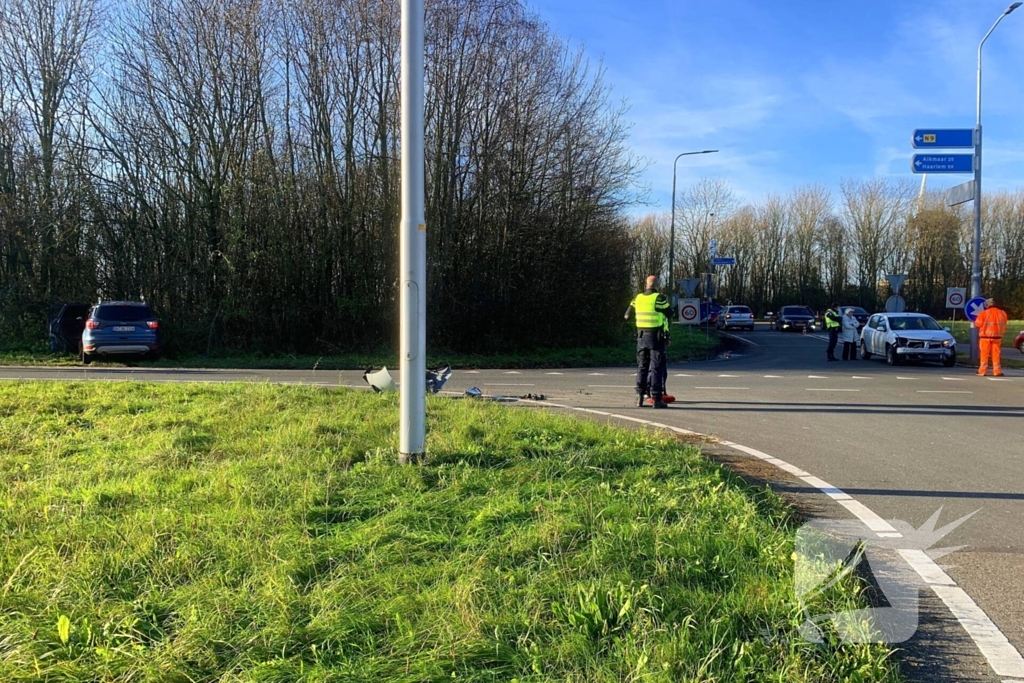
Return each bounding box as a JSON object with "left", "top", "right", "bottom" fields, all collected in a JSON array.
[
  {"left": 0, "top": 324, "right": 722, "bottom": 370},
  {"left": 943, "top": 319, "right": 1024, "bottom": 369},
  {"left": 0, "top": 382, "right": 902, "bottom": 681}
]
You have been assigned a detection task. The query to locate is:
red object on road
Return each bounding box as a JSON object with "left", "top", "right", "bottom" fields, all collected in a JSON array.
[{"left": 648, "top": 394, "right": 675, "bottom": 405}]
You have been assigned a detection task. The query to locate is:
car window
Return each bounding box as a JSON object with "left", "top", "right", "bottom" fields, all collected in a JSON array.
[
  {"left": 93, "top": 304, "right": 153, "bottom": 321},
  {"left": 868, "top": 316, "right": 879, "bottom": 329},
  {"left": 730, "top": 306, "right": 751, "bottom": 314},
  {"left": 781, "top": 306, "right": 811, "bottom": 316}
]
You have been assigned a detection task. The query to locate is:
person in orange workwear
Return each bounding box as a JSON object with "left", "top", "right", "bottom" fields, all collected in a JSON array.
[{"left": 975, "top": 297, "right": 1008, "bottom": 377}]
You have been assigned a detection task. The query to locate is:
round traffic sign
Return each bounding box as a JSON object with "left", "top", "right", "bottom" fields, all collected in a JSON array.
[
  {"left": 680, "top": 304, "right": 698, "bottom": 323},
  {"left": 884, "top": 295, "right": 906, "bottom": 313},
  {"left": 965, "top": 296, "right": 987, "bottom": 322},
  {"left": 948, "top": 291, "right": 964, "bottom": 307}
]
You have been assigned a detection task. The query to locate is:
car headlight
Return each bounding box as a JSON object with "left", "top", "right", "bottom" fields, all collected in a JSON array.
[
  {"left": 942, "top": 339, "right": 952, "bottom": 347},
  {"left": 895, "top": 336, "right": 908, "bottom": 347}
]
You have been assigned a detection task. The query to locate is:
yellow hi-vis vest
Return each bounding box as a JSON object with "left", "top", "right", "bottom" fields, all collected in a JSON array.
[
  {"left": 825, "top": 309, "right": 841, "bottom": 329},
  {"left": 633, "top": 293, "right": 665, "bottom": 329}
]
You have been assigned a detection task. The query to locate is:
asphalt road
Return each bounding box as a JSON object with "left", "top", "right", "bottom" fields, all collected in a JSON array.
[{"left": 2, "top": 327, "right": 1022, "bottom": 681}]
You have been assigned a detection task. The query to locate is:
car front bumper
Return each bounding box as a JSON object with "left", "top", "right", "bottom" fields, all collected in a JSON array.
[{"left": 895, "top": 346, "right": 955, "bottom": 359}]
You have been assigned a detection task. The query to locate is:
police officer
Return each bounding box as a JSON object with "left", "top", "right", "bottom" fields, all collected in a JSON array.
[
  {"left": 624, "top": 275, "right": 671, "bottom": 408},
  {"left": 824, "top": 303, "right": 841, "bottom": 361}
]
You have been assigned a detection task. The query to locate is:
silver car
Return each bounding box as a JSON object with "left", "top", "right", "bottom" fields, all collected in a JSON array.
[
  {"left": 860, "top": 313, "right": 956, "bottom": 367},
  {"left": 716, "top": 305, "right": 755, "bottom": 331}
]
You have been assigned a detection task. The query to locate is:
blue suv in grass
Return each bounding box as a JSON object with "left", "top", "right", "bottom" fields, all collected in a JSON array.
[{"left": 80, "top": 301, "right": 162, "bottom": 364}]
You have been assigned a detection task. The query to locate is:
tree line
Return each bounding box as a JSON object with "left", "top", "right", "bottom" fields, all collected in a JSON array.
[
  {"left": 632, "top": 178, "right": 1024, "bottom": 319},
  {"left": 0, "top": 0, "right": 639, "bottom": 354}
]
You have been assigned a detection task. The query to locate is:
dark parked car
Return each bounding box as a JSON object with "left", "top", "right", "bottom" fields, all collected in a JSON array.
[
  {"left": 48, "top": 302, "right": 90, "bottom": 353},
  {"left": 775, "top": 305, "right": 817, "bottom": 332},
  {"left": 80, "top": 301, "right": 162, "bottom": 364}
]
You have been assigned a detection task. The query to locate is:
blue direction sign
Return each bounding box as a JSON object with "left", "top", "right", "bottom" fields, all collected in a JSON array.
[
  {"left": 911, "top": 154, "right": 973, "bottom": 174},
  {"left": 912, "top": 129, "right": 974, "bottom": 149},
  {"left": 965, "top": 296, "right": 987, "bottom": 323},
  {"left": 711, "top": 257, "right": 736, "bottom": 266}
]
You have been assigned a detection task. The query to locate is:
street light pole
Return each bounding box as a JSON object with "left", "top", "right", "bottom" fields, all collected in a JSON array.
[
  {"left": 971, "top": 1, "right": 1020, "bottom": 362},
  {"left": 669, "top": 150, "right": 718, "bottom": 301},
  {"left": 399, "top": 0, "right": 426, "bottom": 464}
]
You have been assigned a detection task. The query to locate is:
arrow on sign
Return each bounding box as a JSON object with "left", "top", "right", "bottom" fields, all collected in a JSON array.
[{"left": 965, "top": 297, "right": 987, "bottom": 322}]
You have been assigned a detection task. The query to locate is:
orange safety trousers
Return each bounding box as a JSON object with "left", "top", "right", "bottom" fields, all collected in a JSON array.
[{"left": 978, "top": 338, "right": 1002, "bottom": 376}]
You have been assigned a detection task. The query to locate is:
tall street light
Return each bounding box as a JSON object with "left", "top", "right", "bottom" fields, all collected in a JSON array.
[
  {"left": 669, "top": 150, "right": 718, "bottom": 301},
  {"left": 971, "top": 1, "right": 1021, "bottom": 362}
]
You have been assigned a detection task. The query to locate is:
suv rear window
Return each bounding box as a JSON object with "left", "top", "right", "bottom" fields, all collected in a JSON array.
[{"left": 93, "top": 304, "right": 153, "bottom": 322}]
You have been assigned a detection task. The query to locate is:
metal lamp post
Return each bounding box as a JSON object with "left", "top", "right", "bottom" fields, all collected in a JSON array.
[
  {"left": 399, "top": 0, "right": 426, "bottom": 464},
  {"left": 669, "top": 150, "right": 718, "bottom": 301},
  {"left": 971, "top": 1, "right": 1021, "bottom": 362}
]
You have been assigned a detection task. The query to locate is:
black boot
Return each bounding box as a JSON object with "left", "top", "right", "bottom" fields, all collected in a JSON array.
[
  {"left": 637, "top": 393, "right": 647, "bottom": 408},
  {"left": 652, "top": 395, "right": 668, "bottom": 409}
]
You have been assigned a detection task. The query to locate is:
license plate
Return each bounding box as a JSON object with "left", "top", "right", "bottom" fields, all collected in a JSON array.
[{"left": 113, "top": 326, "right": 135, "bottom": 332}]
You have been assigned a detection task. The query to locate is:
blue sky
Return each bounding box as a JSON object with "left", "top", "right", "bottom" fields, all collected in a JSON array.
[{"left": 529, "top": 0, "right": 1024, "bottom": 211}]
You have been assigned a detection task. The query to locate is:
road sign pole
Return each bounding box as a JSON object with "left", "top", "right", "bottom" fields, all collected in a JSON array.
[
  {"left": 399, "top": 0, "right": 426, "bottom": 464},
  {"left": 971, "top": 123, "right": 982, "bottom": 364}
]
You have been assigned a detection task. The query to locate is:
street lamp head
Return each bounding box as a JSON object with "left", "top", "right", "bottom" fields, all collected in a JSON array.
[
  {"left": 702, "top": 150, "right": 719, "bottom": 154},
  {"left": 1007, "top": 2, "right": 1022, "bottom": 14}
]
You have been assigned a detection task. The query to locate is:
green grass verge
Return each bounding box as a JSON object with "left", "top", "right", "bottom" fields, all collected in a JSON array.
[
  {"left": 0, "top": 326, "right": 722, "bottom": 370},
  {"left": 0, "top": 382, "right": 902, "bottom": 681}
]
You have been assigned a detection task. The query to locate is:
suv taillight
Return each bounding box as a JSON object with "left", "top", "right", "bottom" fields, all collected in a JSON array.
[
  {"left": 85, "top": 320, "right": 99, "bottom": 330},
  {"left": 146, "top": 320, "right": 159, "bottom": 329}
]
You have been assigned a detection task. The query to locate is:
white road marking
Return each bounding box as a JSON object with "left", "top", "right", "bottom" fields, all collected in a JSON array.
[
  {"left": 464, "top": 370, "right": 480, "bottom": 374},
  {"left": 918, "top": 390, "right": 973, "bottom": 394},
  {"left": 718, "top": 373, "right": 739, "bottom": 377},
  {"left": 587, "top": 385, "right": 635, "bottom": 388},
  {"left": 694, "top": 386, "right": 749, "bottom": 390},
  {"left": 806, "top": 388, "right": 860, "bottom": 392},
  {"left": 674, "top": 373, "right": 693, "bottom": 377},
  {"left": 514, "top": 397, "right": 1024, "bottom": 682},
  {"left": 504, "top": 371, "right": 521, "bottom": 375},
  {"left": 931, "top": 585, "right": 1024, "bottom": 678},
  {"left": 852, "top": 376, "right": 872, "bottom": 379},
  {"left": 899, "top": 549, "right": 956, "bottom": 586},
  {"left": 988, "top": 378, "right": 1012, "bottom": 382},
  {"left": 588, "top": 372, "right": 607, "bottom": 376},
  {"left": 764, "top": 374, "right": 783, "bottom": 378},
  {"left": 807, "top": 375, "right": 827, "bottom": 379},
  {"left": 545, "top": 372, "right": 563, "bottom": 375},
  {"left": 897, "top": 376, "right": 918, "bottom": 380},
  {"left": 943, "top": 377, "right": 965, "bottom": 381}
]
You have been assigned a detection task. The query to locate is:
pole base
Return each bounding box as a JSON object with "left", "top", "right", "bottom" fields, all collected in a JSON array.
[{"left": 399, "top": 451, "right": 425, "bottom": 465}]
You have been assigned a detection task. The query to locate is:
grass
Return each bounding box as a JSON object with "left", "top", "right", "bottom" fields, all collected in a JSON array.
[
  {"left": 0, "top": 381, "right": 902, "bottom": 682},
  {"left": 0, "top": 325, "right": 722, "bottom": 371}
]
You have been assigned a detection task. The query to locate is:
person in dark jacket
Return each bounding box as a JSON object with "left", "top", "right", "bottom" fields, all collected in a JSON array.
[
  {"left": 824, "top": 304, "right": 841, "bottom": 361},
  {"left": 625, "top": 275, "right": 672, "bottom": 408}
]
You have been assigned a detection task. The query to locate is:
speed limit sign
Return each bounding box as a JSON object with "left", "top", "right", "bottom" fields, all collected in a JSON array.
[
  {"left": 678, "top": 298, "right": 700, "bottom": 325},
  {"left": 946, "top": 287, "right": 966, "bottom": 309}
]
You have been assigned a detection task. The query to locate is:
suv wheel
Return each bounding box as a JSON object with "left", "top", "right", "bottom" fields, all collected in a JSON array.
[
  {"left": 942, "top": 353, "right": 956, "bottom": 368},
  {"left": 79, "top": 342, "right": 92, "bottom": 365},
  {"left": 861, "top": 341, "right": 872, "bottom": 360},
  {"left": 885, "top": 344, "right": 898, "bottom": 366}
]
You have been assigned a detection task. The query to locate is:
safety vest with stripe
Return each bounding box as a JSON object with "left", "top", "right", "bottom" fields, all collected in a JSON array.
[
  {"left": 824, "top": 309, "right": 841, "bottom": 329},
  {"left": 975, "top": 308, "right": 1007, "bottom": 339},
  {"left": 633, "top": 292, "right": 666, "bottom": 330}
]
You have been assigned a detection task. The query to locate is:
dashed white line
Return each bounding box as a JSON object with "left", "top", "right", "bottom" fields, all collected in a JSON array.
[
  {"left": 718, "top": 373, "right": 739, "bottom": 377},
  {"left": 764, "top": 374, "right": 783, "bottom": 378},
  {"left": 504, "top": 371, "right": 522, "bottom": 375},
  {"left": 918, "top": 390, "right": 973, "bottom": 394},
  {"left": 808, "top": 375, "right": 827, "bottom": 379},
  {"left": 464, "top": 370, "right": 480, "bottom": 374},
  {"left": 897, "top": 376, "right": 918, "bottom": 380},
  {"left": 852, "top": 376, "right": 872, "bottom": 380},
  {"left": 694, "top": 386, "right": 749, "bottom": 390},
  {"left": 674, "top": 373, "right": 693, "bottom": 377},
  {"left": 943, "top": 377, "right": 965, "bottom": 381},
  {"left": 545, "top": 372, "right": 564, "bottom": 375},
  {"left": 806, "top": 388, "right": 860, "bottom": 392},
  {"left": 587, "top": 372, "right": 607, "bottom": 376}
]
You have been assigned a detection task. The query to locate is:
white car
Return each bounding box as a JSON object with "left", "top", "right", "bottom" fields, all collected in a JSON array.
[
  {"left": 860, "top": 313, "right": 956, "bottom": 367},
  {"left": 716, "top": 305, "right": 755, "bottom": 331}
]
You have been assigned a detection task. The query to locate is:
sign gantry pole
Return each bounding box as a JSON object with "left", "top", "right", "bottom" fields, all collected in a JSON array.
[{"left": 399, "top": 0, "right": 426, "bottom": 464}]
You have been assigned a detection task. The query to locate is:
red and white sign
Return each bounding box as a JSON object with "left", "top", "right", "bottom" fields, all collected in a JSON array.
[
  {"left": 945, "top": 287, "right": 966, "bottom": 309},
  {"left": 678, "top": 298, "right": 700, "bottom": 325}
]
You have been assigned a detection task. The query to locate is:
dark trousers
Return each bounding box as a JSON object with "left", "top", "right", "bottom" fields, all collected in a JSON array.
[
  {"left": 842, "top": 341, "right": 858, "bottom": 360},
  {"left": 636, "top": 330, "right": 666, "bottom": 398},
  {"left": 827, "top": 328, "right": 839, "bottom": 358}
]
